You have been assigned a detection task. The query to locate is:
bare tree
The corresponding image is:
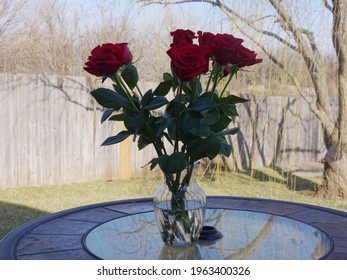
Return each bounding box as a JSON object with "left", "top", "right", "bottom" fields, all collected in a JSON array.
[
  {"left": 0, "top": 0, "right": 27, "bottom": 72},
  {"left": 139, "top": 0, "right": 347, "bottom": 199}
]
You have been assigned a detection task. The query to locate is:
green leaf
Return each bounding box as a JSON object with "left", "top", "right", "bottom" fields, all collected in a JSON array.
[
  {"left": 144, "top": 96, "right": 168, "bottom": 110},
  {"left": 189, "top": 97, "right": 216, "bottom": 112},
  {"left": 153, "top": 80, "right": 172, "bottom": 96},
  {"left": 222, "top": 104, "right": 238, "bottom": 116},
  {"left": 181, "top": 111, "right": 210, "bottom": 137},
  {"left": 138, "top": 135, "right": 152, "bottom": 150},
  {"left": 182, "top": 82, "right": 193, "bottom": 95},
  {"left": 91, "top": 88, "right": 129, "bottom": 109},
  {"left": 154, "top": 115, "right": 173, "bottom": 136},
  {"left": 167, "top": 119, "right": 177, "bottom": 140},
  {"left": 101, "top": 131, "right": 132, "bottom": 146},
  {"left": 206, "top": 135, "right": 221, "bottom": 160},
  {"left": 180, "top": 132, "right": 198, "bottom": 147},
  {"left": 190, "top": 121, "right": 211, "bottom": 137},
  {"left": 101, "top": 109, "right": 115, "bottom": 124},
  {"left": 150, "top": 153, "right": 189, "bottom": 175},
  {"left": 112, "top": 84, "right": 127, "bottom": 98},
  {"left": 182, "top": 80, "right": 203, "bottom": 102},
  {"left": 219, "top": 138, "right": 232, "bottom": 157},
  {"left": 121, "top": 64, "right": 138, "bottom": 89},
  {"left": 163, "top": 72, "right": 172, "bottom": 81},
  {"left": 124, "top": 110, "right": 148, "bottom": 133},
  {"left": 201, "top": 107, "right": 220, "bottom": 126},
  {"left": 141, "top": 89, "right": 153, "bottom": 106},
  {"left": 215, "top": 127, "right": 240, "bottom": 136},
  {"left": 221, "top": 94, "right": 248, "bottom": 105},
  {"left": 108, "top": 113, "right": 125, "bottom": 121},
  {"left": 165, "top": 99, "right": 177, "bottom": 115},
  {"left": 200, "top": 91, "right": 220, "bottom": 103},
  {"left": 187, "top": 138, "right": 208, "bottom": 161},
  {"left": 147, "top": 156, "right": 169, "bottom": 171},
  {"left": 145, "top": 157, "right": 163, "bottom": 171},
  {"left": 158, "top": 152, "right": 188, "bottom": 174},
  {"left": 181, "top": 112, "right": 193, "bottom": 134},
  {"left": 211, "top": 114, "right": 231, "bottom": 132}
]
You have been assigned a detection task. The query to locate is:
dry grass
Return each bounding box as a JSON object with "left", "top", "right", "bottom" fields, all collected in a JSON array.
[{"left": 1, "top": 167, "right": 347, "bottom": 240}]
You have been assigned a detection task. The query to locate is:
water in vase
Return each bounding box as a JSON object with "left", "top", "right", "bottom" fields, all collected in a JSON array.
[{"left": 154, "top": 200, "right": 205, "bottom": 247}]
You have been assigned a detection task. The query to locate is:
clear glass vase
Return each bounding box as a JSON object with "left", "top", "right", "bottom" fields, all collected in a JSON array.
[{"left": 153, "top": 163, "right": 206, "bottom": 247}]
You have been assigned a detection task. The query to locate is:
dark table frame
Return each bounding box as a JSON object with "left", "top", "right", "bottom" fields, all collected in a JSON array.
[{"left": 1, "top": 196, "right": 347, "bottom": 260}]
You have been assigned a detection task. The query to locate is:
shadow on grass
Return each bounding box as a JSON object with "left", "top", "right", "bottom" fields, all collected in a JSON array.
[
  {"left": 244, "top": 166, "right": 321, "bottom": 194},
  {"left": 0, "top": 202, "right": 48, "bottom": 240}
]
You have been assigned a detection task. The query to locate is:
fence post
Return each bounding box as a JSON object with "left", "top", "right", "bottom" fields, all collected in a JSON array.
[{"left": 119, "top": 122, "right": 132, "bottom": 179}]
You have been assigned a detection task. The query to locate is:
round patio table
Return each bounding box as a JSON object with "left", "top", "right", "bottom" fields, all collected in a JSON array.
[{"left": 0, "top": 196, "right": 347, "bottom": 260}]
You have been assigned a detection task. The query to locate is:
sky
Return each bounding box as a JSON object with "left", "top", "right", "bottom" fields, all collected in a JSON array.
[
  {"left": 25, "top": 0, "right": 333, "bottom": 55},
  {"left": 68, "top": 0, "right": 223, "bottom": 31},
  {"left": 66, "top": 0, "right": 334, "bottom": 51}
]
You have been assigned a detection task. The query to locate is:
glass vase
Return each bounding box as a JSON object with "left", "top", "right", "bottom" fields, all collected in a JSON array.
[{"left": 153, "top": 163, "right": 206, "bottom": 247}]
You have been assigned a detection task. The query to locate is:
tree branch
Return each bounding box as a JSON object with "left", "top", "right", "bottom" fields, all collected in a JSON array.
[
  {"left": 268, "top": 0, "right": 318, "bottom": 69},
  {"left": 229, "top": 17, "right": 334, "bottom": 130},
  {"left": 323, "top": 0, "right": 334, "bottom": 12},
  {"left": 268, "top": 0, "right": 335, "bottom": 134},
  {"left": 0, "top": 0, "right": 27, "bottom": 37},
  {"left": 139, "top": 0, "right": 299, "bottom": 52},
  {"left": 298, "top": 27, "right": 318, "bottom": 52}
]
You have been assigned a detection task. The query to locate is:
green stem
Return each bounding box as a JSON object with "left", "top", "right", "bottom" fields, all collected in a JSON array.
[
  {"left": 220, "top": 74, "right": 233, "bottom": 99},
  {"left": 112, "top": 74, "right": 177, "bottom": 191},
  {"left": 220, "top": 67, "right": 239, "bottom": 98},
  {"left": 174, "top": 171, "right": 181, "bottom": 193},
  {"left": 194, "top": 76, "right": 200, "bottom": 100},
  {"left": 135, "top": 84, "right": 143, "bottom": 98},
  {"left": 165, "top": 173, "right": 176, "bottom": 193},
  {"left": 118, "top": 74, "right": 168, "bottom": 153},
  {"left": 210, "top": 65, "right": 223, "bottom": 96},
  {"left": 114, "top": 74, "right": 139, "bottom": 113},
  {"left": 114, "top": 73, "right": 168, "bottom": 166},
  {"left": 205, "top": 68, "right": 214, "bottom": 93},
  {"left": 174, "top": 82, "right": 183, "bottom": 154}
]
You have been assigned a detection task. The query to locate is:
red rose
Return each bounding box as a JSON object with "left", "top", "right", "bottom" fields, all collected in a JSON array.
[
  {"left": 209, "top": 33, "right": 244, "bottom": 65},
  {"left": 232, "top": 44, "right": 263, "bottom": 67},
  {"left": 170, "top": 29, "right": 196, "bottom": 46},
  {"left": 197, "top": 31, "right": 215, "bottom": 48},
  {"left": 167, "top": 44, "right": 209, "bottom": 81},
  {"left": 84, "top": 43, "right": 132, "bottom": 77}
]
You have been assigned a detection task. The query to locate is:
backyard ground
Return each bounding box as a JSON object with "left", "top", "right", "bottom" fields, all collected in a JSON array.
[{"left": 1, "top": 165, "right": 347, "bottom": 240}]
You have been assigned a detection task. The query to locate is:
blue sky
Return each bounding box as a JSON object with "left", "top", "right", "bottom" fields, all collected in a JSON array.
[
  {"left": 69, "top": 0, "right": 220, "bottom": 31},
  {"left": 64, "top": 0, "right": 333, "bottom": 53}
]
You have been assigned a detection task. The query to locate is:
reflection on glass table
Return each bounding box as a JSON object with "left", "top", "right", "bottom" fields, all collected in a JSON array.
[{"left": 84, "top": 209, "right": 332, "bottom": 260}]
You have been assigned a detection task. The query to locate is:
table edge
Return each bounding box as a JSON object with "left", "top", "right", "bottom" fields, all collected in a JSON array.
[{"left": 1, "top": 196, "right": 346, "bottom": 260}]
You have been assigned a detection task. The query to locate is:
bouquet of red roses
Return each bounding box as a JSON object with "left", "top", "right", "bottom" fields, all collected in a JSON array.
[{"left": 84, "top": 29, "right": 262, "bottom": 192}]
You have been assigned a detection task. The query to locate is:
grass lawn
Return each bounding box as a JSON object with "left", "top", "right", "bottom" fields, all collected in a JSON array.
[{"left": 1, "top": 168, "right": 347, "bottom": 240}]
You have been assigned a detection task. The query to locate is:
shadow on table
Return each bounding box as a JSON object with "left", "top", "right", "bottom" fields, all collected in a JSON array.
[
  {"left": 245, "top": 167, "right": 321, "bottom": 193},
  {"left": 0, "top": 202, "right": 48, "bottom": 240}
]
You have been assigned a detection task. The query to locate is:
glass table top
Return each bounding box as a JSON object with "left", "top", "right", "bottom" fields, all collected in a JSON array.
[{"left": 84, "top": 209, "right": 332, "bottom": 260}]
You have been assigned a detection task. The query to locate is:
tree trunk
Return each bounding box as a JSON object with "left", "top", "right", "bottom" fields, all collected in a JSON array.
[
  {"left": 319, "top": 0, "right": 347, "bottom": 199},
  {"left": 319, "top": 131, "right": 347, "bottom": 199},
  {"left": 321, "top": 154, "right": 347, "bottom": 199}
]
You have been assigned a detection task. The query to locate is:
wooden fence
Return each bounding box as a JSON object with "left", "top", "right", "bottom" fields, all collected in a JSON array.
[{"left": 0, "top": 73, "right": 327, "bottom": 189}]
